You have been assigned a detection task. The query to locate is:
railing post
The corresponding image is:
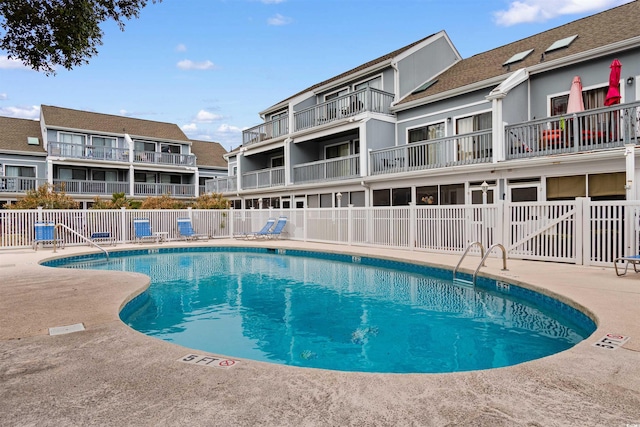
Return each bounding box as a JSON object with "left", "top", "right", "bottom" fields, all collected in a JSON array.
[
  {"left": 37, "top": 206, "right": 43, "bottom": 222},
  {"left": 347, "top": 204, "right": 353, "bottom": 246},
  {"left": 409, "top": 202, "right": 416, "bottom": 250},
  {"left": 576, "top": 197, "right": 587, "bottom": 266},
  {"left": 303, "top": 205, "right": 308, "bottom": 242},
  {"left": 120, "top": 207, "right": 127, "bottom": 244}
]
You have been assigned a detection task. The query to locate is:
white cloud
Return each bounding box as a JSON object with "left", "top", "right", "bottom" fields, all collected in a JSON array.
[
  {"left": 261, "top": 0, "right": 285, "bottom": 3},
  {"left": 176, "top": 59, "right": 216, "bottom": 70},
  {"left": 267, "top": 13, "right": 292, "bottom": 26},
  {"left": 217, "top": 124, "right": 242, "bottom": 133},
  {"left": 494, "top": 0, "right": 633, "bottom": 26},
  {"left": 176, "top": 43, "right": 187, "bottom": 52},
  {"left": 0, "top": 55, "right": 30, "bottom": 70},
  {"left": 195, "top": 110, "right": 223, "bottom": 123},
  {"left": 0, "top": 105, "right": 40, "bottom": 119},
  {"left": 0, "top": 93, "right": 7, "bottom": 100},
  {"left": 182, "top": 123, "right": 198, "bottom": 132}
]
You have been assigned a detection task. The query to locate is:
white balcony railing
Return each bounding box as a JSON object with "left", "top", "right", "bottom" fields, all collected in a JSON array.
[
  {"left": 0, "top": 177, "right": 47, "bottom": 193},
  {"left": 48, "top": 142, "right": 130, "bottom": 162},
  {"left": 294, "top": 88, "right": 394, "bottom": 132},
  {"left": 293, "top": 154, "right": 360, "bottom": 184},
  {"left": 370, "top": 130, "right": 493, "bottom": 175},
  {"left": 205, "top": 176, "right": 237, "bottom": 194},
  {"left": 53, "top": 179, "right": 130, "bottom": 195},
  {"left": 506, "top": 101, "right": 640, "bottom": 160},
  {"left": 242, "top": 116, "right": 289, "bottom": 146},
  {"left": 242, "top": 167, "right": 285, "bottom": 189},
  {"left": 134, "top": 183, "right": 195, "bottom": 197},
  {"left": 133, "top": 151, "right": 196, "bottom": 166}
]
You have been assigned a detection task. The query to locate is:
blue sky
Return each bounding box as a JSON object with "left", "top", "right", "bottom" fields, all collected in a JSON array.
[{"left": 0, "top": 0, "right": 633, "bottom": 150}]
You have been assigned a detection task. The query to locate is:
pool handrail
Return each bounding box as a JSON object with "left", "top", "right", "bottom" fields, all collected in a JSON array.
[
  {"left": 473, "top": 243, "right": 508, "bottom": 285},
  {"left": 453, "top": 241, "right": 485, "bottom": 284},
  {"left": 53, "top": 223, "right": 110, "bottom": 260}
]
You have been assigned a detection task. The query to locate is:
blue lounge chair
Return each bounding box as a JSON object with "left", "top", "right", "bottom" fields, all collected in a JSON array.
[
  {"left": 177, "top": 218, "right": 208, "bottom": 241},
  {"left": 33, "top": 221, "right": 64, "bottom": 250},
  {"left": 234, "top": 217, "right": 275, "bottom": 239},
  {"left": 262, "top": 216, "right": 287, "bottom": 239},
  {"left": 614, "top": 254, "right": 640, "bottom": 276},
  {"left": 133, "top": 218, "right": 160, "bottom": 243}
]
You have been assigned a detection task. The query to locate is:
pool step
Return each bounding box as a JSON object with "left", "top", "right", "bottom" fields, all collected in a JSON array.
[{"left": 452, "top": 278, "right": 474, "bottom": 288}]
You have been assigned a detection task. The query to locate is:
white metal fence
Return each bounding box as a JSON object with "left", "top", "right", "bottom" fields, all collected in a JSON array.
[{"left": 1, "top": 199, "right": 638, "bottom": 267}]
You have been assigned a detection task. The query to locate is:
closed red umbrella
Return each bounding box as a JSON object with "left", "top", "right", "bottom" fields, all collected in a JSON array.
[{"left": 604, "top": 59, "right": 622, "bottom": 106}]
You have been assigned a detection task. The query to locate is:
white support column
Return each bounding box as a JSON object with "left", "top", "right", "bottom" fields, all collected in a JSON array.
[
  {"left": 491, "top": 97, "right": 505, "bottom": 162},
  {"left": 284, "top": 138, "right": 292, "bottom": 185}
]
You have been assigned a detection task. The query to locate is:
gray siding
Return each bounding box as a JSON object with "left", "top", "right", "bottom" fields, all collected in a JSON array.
[
  {"left": 365, "top": 120, "right": 395, "bottom": 151},
  {"left": 397, "top": 36, "right": 458, "bottom": 98}
]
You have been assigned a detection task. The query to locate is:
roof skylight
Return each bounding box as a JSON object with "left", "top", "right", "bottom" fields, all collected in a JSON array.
[
  {"left": 411, "top": 79, "right": 438, "bottom": 95},
  {"left": 503, "top": 49, "right": 534, "bottom": 66},
  {"left": 545, "top": 35, "right": 578, "bottom": 53}
]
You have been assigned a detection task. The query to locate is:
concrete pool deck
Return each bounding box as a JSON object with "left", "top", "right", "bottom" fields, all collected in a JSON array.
[{"left": 1, "top": 240, "right": 639, "bottom": 426}]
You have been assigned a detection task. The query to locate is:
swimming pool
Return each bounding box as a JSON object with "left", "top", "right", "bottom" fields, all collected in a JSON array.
[{"left": 45, "top": 247, "right": 596, "bottom": 373}]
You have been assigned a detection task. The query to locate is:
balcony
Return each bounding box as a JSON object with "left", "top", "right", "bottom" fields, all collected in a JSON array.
[
  {"left": 242, "top": 116, "right": 289, "bottom": 146},
  {"left": 133, "top": 150, "right": 196, "bottom": 166},
  {"left": 294, "top": 87, "right": 394, "bottom": 132},
  {"left": 0, "top": 177, "right": 47, "bottom": 193},
  {"left": 242, "top": 167, "right": 285, "bottom": 189},
  {"left": 48, "top": 142, "right": 129, "bottom": 162},
  {"left": 506, "top": 101, "right": 640, "bottom": 160},
  {"left": 47, "top": 142, "right": 196, "bottom": 166},
  {"left": 370, "top": 130, "right": 493, "bottom": 175},
  {"left": 293, "top": 154, "right": 360, "bottom": 184},
  {"left": 53, "top": 179, "right": 130, "bottom": 195},
  {"left": 133, "top": 183, "right": 195, "bottom": 197},
  {"left": 205, "top": 176, "right": 237, "bottom": 194}
]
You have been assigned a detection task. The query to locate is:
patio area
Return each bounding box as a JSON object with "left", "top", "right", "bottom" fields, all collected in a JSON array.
[{"left": 1, "top": 240, "right": 639, "bottom": 426}]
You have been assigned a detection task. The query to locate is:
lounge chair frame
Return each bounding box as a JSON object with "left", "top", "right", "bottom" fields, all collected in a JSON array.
[{"left": 613, "top": 255, "right": 640, "bottom": 276}]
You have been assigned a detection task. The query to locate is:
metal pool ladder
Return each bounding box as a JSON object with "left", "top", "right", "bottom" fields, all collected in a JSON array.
[
  {"left": 453, "top": 242, "right": 508, "bottom": 286},
  {"left": 53, "top": 223, "right": 110, "bottom": 260}
]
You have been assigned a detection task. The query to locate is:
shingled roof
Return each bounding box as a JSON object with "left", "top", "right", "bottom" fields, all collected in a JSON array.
[
  {"left": 41, "top": 105, "right": 190, "bottom": 142},
  {"left": 264, "top": 32, "right": 441, "bottom": 113},
  {"left": 0, "top": 116, "right": 46, "bottom": 155},
  {"left": 397, "top": 1, "right": 640, "bottom": 106},
  {"left": 189, "top": 139, "right": 228, "bottom": 168}
]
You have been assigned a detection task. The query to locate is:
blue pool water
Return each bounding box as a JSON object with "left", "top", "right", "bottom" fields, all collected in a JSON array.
[{"left": 45, "top": 248, "right": 596, "bottom": 373}]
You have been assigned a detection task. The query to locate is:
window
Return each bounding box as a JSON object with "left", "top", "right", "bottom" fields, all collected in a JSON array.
[
  {"left": 160, "top": 174, "right": 182, "bottom": 184},
  {"left": 456, "top": 112, "right": 492, "bottom": 161},
  {"left": 439, "top": 184, "right": 465, "bottom": 205},
  {"left": 307, "top": 194, "right": 319, "bottom": 208},
  {"left": 550, "top": 86, "right": 607, "bottom": 116},
  {"left": 160, "top": 144, "right": 180, "bottom": 154},
  {"left": 59, "top": 168, "right": 86, "bottom": 180},
  {"left": 92, "top": 136, "right": 115, "bottom": 147},
  {"left": 271, "top": 156, "right": 284, "bottom": 168},
  {"left": 588, "top": 172, "right": 625, "bottom": 200},
  {"left": 92, "top": 170, "right": 118, "bottom": 181},
  {"left": 392, "top": 187, "right": 411, "bottom": 206},
  {"left": 5, "top": 165, "right": 35, "bottom": 177},
  {"left": 350, "top": 191, "right": 365, "bottom": 207},
  {"left": 417, "top": 185, "right": 439, "bottom": 205},
  {"left": 409, "top": 122, "right": 445, "bottom": 143},
  {"left": 545, "top": 34, "right": 578, "bottom": 53},
  {"left": 503, "top": 49, "right": 534, "bottom": 67},
  {"left": 326, "top": 142, "right": 350, "bottom": 159},
  {"left": 354, "top": 76, "right": 381, "bottom": 91},
  {"left": 325, "top": 88, "right": 349, "bottom": 101},
  {"left": 135, "top": 141, "right": 156, "bottom": 152},
  {"left": 59, "top": 133, "right": 85, "bottom": 145},
  {"left": 372, "top": 189, "right": 390, "bottom": 206},
  {"left": 135, "top": 173, "right": 157, "bottom": 183},
  {"left": 320, "top": 193, "right": 333, "bottom": 208}
]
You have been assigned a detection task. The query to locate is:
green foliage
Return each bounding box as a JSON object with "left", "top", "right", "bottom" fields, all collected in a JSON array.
[
  {"left": 4, "top": 183, "right": 80, "bottom": 209},
  {"left": 91, "top": 192, "right": 133, "bottom": 209},
  {"left": 139, "top": 194, "right": 187, "bottom": 210},
  {"left": 191, "top": 193, "right": 230, "bottom": 209},
  {"left": 0, "top": 0, "right": 159, "bottom": 74}
]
